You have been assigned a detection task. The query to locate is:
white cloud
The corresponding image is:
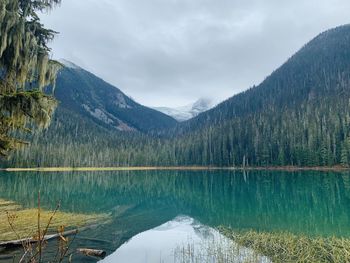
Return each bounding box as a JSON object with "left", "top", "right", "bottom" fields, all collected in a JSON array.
[{"left": 41, "top": 0, "right": 350, "bottom": 107}]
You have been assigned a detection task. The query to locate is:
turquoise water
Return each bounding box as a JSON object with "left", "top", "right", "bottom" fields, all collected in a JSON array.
[{"left": 0, "top": 170, "right": 350, "bottom": 261}]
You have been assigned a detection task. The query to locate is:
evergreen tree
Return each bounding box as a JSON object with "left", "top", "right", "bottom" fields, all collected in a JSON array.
[{"left": 0, "top": 0, "right": 61, "bottom": 156}]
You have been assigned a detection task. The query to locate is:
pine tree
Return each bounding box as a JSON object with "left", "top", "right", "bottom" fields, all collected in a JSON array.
[
  {"left": 0, "top": 0, "right": 62, "bottom": 157},
  {"left": 340, "top": 145, "right": 348, "bottom": 167},
  {"left": 340, "top": 138, "right": 350, "bottom": 167}
]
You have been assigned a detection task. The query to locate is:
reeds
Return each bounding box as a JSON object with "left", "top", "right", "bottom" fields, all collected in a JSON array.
[{"left": 220, "top": 227, "right": 350, "bottom": 263}]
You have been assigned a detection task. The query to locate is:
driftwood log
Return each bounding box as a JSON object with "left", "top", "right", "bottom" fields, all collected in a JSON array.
[
  {"left": 77, "top": 248, "right": 106, "bottom": 258},
  {"left": 0, "top": 229, "right": 78, "bottom": 248}
]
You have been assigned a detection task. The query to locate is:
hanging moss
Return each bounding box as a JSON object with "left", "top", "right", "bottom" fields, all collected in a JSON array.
[{"left": 0, "top": 0, "right": 62, "bottom": 157}]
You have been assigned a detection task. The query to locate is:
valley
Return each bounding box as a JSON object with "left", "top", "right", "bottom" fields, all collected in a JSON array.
[
  {"left": 2, "top": 25, "right": 350, "bottom": 169},
  {"left": 1, "top": 2, "right": 350, "bottom": 262}
]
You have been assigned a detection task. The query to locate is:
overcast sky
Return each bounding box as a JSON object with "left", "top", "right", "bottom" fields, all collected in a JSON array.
[{"left": 41, "top": 0, "right": 350, "bottom": 107}]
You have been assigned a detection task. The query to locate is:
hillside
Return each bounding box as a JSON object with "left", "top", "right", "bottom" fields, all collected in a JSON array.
[
  {"left": 1, "top": 61, "right": 177, "bottom": 167},
  {"left": 3, "top": 25, "right": 350, "bottom": 168},
  {"left": 179, "top": 25, "right": 350, "bottom": 132},
  {"left": 55, "top": 60, "right": 177, "bottom": 133},
  {"left": 168, "top": 24, "right": 350, "bottom": 166}
]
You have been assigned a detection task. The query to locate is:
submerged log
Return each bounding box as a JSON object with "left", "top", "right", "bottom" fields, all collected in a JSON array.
[
  {"left": 0, "top": 229, "right": 78, "bottom": 248},
  {"left": 77, "top": 248, "right": 106, "bottom": 258}
]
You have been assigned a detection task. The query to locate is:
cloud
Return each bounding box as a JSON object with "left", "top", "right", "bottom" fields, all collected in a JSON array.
[{"left": 41, "top": 0, "right": 350, "bottom": 107}]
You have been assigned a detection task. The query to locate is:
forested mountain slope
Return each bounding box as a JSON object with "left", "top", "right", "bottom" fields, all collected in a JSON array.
[
  {"left": 5, "top": 107, "right": 157, "bottom": 167},
  {"left": 165, "top": 24, "right": 350, "bottom": 166},
  {"left": 54, "top": 61, "right": 177, "bottom": 133},
  {"left": 179, "top": 25, "right": 350, "bottom": 134},
  {"left": 3, "top": 25, "right": 350, "bottom": 167}
]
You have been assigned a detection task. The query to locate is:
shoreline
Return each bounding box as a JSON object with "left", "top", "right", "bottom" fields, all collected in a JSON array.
[{"left": 0, "top": 165, "right": 349, "bottom": 172}]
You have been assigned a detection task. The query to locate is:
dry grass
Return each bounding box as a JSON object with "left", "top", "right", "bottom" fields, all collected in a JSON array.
[
  {"left": 220, "top": 227, "right": 350, "bottom": 263},
  {"left": 0, "top": 199, "right": 108, "bottom": 241}
]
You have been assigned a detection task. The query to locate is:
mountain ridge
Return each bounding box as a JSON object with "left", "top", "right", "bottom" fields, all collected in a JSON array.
[
  {"left": 177, "top": 24, "right": 350, "bottom": 131},
  {"left": 163, "top": 24, "right": 350, "bottom": 166},
  {"left": 54, "top": 61, "right": 178, "bottom": 133}
]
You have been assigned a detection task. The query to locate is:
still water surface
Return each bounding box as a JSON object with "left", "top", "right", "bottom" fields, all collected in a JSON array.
[{"left": 0, "top": 170, "right": 349, "bottom": 262}]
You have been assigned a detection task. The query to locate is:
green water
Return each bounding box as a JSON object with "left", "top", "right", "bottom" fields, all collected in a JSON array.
[{"left": 0, "top": 170, "right": 350, "bottom": 261}]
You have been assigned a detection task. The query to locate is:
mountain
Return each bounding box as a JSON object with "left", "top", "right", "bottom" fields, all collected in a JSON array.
[
  {"left": 3, "top": 60, "right": 178, "bottom": 167},
  {"left": 4, "top": 25, "right": 350, "bottom": 168},
  {"left": 55, "top": 60, "right": 177, "bottom": 133},
  {"left": 168, "top": 24, "right": 350, "bottom": 166},
  {"left": 154, "top": 98, "right": 215, "bottom": 121}
]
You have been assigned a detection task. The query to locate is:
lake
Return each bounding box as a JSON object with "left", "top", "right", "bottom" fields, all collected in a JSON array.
[{"left": 0, "top": 169, "right": 349, "bottom": 262}]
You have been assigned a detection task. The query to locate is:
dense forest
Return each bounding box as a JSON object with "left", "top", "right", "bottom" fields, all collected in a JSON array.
[{"left": 3, "top": 25, "right": 350, "bottom": 167}]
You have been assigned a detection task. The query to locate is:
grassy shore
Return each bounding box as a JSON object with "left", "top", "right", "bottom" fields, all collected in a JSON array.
[
  {"left": 1, "top": 165, "right": 349, "bottom": 172},
  {"left": 0, "top": 199, "right": 108, "bottom": 242},
  {"left": 220, "top": 228, "right": 350, "bottom": 263}
]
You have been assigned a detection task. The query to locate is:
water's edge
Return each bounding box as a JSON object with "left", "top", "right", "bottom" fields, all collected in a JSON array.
[{"left": 2, "top": 166, "right": 350, "bottom": 172}]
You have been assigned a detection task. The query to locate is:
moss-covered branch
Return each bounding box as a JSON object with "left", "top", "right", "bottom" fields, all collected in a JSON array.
[{"left": 0, "top": 0, "right": 62, "bottom": 157}]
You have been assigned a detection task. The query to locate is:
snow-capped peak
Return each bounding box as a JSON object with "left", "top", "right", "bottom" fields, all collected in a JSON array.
[{"left": 154, "top": 98, "right": 216, "bottom": 122}]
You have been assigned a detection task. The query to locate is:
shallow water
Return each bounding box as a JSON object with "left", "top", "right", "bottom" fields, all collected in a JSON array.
[{"left": 0, "top": 170, "right": 349, "bottom": 262}]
